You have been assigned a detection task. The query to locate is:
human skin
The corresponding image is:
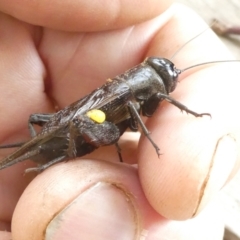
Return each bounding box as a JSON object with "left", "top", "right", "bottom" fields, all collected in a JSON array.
[{"left": 0, "top": 0, "right": 240, "bottom": 239}]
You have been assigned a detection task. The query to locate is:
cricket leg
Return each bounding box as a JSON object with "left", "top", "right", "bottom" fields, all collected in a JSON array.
[
  {"left": 127, "top": 106, "right": 139, "bottom": 132},
  {"left": 142, "top": 92, "right": 211, "bottom": 118},
  {"left": 127, "top": 101, "right": 161, "bottom": 157},
  {"left": 0, "top": 148, "right": 41, "bottom": 170},
  {"left": 28, "top": 113, "right": 54, "bottom": 137},
  {"left": 0, "top": 142, "right": 26, "bottom": 148},
  {"left": 25, "top": 155, "right": 66, "bottom": 173},
  {"left": 141, "top": 93, "right": 164, "bottom": 117},
  {"left": 0, "top": 114, "right": 54, "bottom": 149},
  {"left": 154, "top": 93, "right": 211, "bottom": 117},
  {"left": 115, "top": 142, "right": 123, "bottom": 162},
  {"left": 66, "top": 121, "right": 78, "bottom": 158}
]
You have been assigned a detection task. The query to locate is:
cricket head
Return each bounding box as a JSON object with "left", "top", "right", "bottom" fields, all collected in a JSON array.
[{"left": 146, "top": 57, "right": 180, "bottom": 93}]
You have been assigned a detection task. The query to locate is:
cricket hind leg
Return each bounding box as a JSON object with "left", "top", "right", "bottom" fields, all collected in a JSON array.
[
  {"left": 0, "top": 114, "right": 54, "bottom": 149},
  {"left": 0, "top": 148, "right": 41, "bottom": 170},
  {"left": 25, "top": 155, "right": 66, "bottom": 173},
  {"left": 0, "top": 142, "right": 26, "bottom": 148},
  {"left": 28, "top": 113, "right": 54, "bottom": 137}
]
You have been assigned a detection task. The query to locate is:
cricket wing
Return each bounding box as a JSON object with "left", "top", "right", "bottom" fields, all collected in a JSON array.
[
  {"left": 42, "top": 79, "right": 134, "bottom": 133},
  {"left": 0, "top": 126, "right": 69, "bottom": 170}
]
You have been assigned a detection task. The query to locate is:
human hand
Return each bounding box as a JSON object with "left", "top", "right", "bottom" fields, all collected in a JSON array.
[{"left": 0, "top": 1, "right": 240, "bottom": 239}]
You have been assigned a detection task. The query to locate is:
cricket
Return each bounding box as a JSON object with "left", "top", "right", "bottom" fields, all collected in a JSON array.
[{"left": 0, "top": 27, "right": 239, "bottom": 173}]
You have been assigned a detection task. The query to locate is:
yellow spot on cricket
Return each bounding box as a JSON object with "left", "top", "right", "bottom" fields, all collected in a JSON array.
[{"left": 86, "top": 109, "right": 106, "bottom": 123}]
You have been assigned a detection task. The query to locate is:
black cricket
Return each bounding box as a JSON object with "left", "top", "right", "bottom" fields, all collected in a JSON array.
[{"left": 0, "top": 57, "right": 211, "bottom": 172}]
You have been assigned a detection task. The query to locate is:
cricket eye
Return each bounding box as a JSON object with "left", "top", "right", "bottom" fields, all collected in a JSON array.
[{"left": 86, "top": 109, "right": 106, "bottom": 123}]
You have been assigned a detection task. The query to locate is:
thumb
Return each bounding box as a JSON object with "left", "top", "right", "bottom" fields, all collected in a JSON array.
[
  {"left": 12, "top": 160, "right": 156, "bottom": 239},
  {"left": 11, "top": 159, "right": 225, "bottom": 240}
]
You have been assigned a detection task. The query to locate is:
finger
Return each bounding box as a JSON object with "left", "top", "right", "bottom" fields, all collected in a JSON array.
[
  {"left": 0, "top": 231, "right": 12, "bottom": 240},
  {"left": 0, "top": 13, "right": 52, "bottom": 223},
  {"left": 0, "top": 0, "right": 173, "bottom": 31},
  {"left": 39, "top": 9, "right": 174, "bottom": 108},
  {"left": 0, "top": 13, "right": 50, "bottom": 138},
  {"left": 11, "top": 159, "right": 224, "bottom": 239},
  {"left": 12, "top": 160, "right": 164, "bottom": 239},
  {"left": 137, "top": 4, "right": 240, "bottom": 220}
]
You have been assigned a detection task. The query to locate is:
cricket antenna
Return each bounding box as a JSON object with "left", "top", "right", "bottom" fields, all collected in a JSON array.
[
  {"left": 179, "top": 60, "right": 240, "bottom": 73},
  {"left": 169, "top": 20, "right": 240, "bottom": 73},
  {"left": 170, "top": 21, "right": 217, "bottom": 60}
]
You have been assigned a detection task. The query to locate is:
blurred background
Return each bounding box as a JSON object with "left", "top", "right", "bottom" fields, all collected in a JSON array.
[
  {"left": 176, "top": 0, "right": 240, "bottom": 239},
  {"left": 178, "top": 0, "right": 240, "bottom": 58}
]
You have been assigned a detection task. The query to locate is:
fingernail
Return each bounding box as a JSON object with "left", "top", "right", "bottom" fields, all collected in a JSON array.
[
  {"left": 194, "top": 134, "right": 237, "bottom": 215},
  {"left": 45, "top": 182, "right": 140, "bottom": 240}
]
